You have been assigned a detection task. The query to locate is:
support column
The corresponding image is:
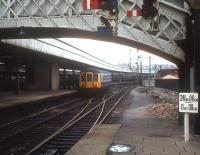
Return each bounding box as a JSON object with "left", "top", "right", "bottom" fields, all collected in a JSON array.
[
  {"left": 193, "top": 9, "right": 200, "bottom": 135},
  {"left": 15, "top": 58, "right": 20, "bottom": 94},
  {"left": 50, "top": 63, "right": 59, "bottom": 90},
  {"left": 72, "top": 70, "right": 75, "bottom": 89},
  {"left": 34, "top": 62, "right": 51, "bottom": 90},
  {"left": 27, "top": 62, "right": 59, "bottom": 90},
  {"left": 63, "top": 68, "right": 66, "bottom": 89},
  {"left": 190, "top": 66, "right": 195, "bottom": 92},
  {"left": 178, "top": 63, "right": 190, "bottom": 125}
]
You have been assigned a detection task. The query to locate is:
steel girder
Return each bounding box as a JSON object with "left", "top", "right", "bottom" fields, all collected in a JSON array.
[{"left": 0, "top": 0, "right": 189, "bottom": 62}]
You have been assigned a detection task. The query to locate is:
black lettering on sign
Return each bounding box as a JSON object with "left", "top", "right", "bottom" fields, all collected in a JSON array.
[
  {"left": 188, "top": 104, "right": 193, "bottom": 110},
  {"left": 180, "top": 95, "right": 186, "bottom": 101}
]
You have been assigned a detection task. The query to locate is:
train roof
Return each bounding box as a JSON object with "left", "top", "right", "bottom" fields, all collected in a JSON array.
[{"left": 80, "top": 68, "right": 111, "bottom": 74}]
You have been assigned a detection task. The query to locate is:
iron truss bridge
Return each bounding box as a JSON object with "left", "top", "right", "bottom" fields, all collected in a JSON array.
[{"left": 0, "top": 0, "right": 189, "bottom": 64}]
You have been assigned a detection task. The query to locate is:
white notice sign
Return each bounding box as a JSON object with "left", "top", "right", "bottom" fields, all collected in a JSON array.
[{"left": 179, "top": 93, "right": 198, "bottom": 113}]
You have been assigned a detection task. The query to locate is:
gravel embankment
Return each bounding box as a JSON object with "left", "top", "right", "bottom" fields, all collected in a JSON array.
[{"left": 137, "top": 87, "right": 178, "bottom": 119}]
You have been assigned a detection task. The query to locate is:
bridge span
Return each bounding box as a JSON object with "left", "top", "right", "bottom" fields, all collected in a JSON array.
[{"left": 0, "top": 0, "right": 188, "bottom": 62}]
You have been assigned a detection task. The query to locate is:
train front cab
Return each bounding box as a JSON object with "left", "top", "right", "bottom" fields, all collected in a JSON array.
[{"left": 79, "top": 72, "right": 101, "bottom": 90}]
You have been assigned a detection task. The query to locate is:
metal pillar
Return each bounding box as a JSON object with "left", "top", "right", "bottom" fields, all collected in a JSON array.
[
  {"left": 190, "top": 66, "right": 195, "bottom": 92},
  {"left": 193, "top": 9, "right": 200, "bottom": 135},
  {"left": 184, "top": 66, "right": 195, "bottom": 142},
  {"left": 148, "top": 56, "right": 151, "bottom": 88},
  {"left": 15, "top": 58, "right": 20, "bottom": 94},
  {"left": 184, "top": 112, "right": 189, "bottom": 142},
  {"left": 63, "top": 68, "right": 66, "bottom": 89},
  {"left": 72, "top": 70, "right": 75, "bottom": 89},
  {"left": 178, "top": 63, "right": 190, "bottom": 125},
  {"left": 140, "top": 57, "right": 143, "bottom": 75},
  {"left": 49, "top": 63, "right": 52, "bottom": 90}
]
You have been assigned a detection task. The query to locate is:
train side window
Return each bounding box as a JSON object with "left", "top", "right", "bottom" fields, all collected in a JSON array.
[
  {"left": 87, "top": 73, "right": 93, "bottom": 82},
  {"left": 81, "top": 73, "right": 86, "bottom": 82},
  {"left": 93, "top": 73, "right": 98, "bottom": 81},
  {"left": 103, "top": 75, "right": 106, "bottom": 81}
]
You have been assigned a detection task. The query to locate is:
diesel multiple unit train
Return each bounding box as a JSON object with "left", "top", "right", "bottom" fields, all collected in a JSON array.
[{"left": 79, "top": 70, "right": 112, "bottom": 90}]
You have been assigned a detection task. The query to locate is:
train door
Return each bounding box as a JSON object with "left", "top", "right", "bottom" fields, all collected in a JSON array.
[
  {"left": 93, "top": 73, "right": 100, "bottom": 88},
  {"left": 80, "top": 73, "right": 86, "bottom": 88},
  {"left": 86, "top": 72, "right": 93, "bottom": 88}
]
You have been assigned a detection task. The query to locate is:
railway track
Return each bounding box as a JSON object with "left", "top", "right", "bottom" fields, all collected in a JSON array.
[
  {"left": 0, "top": 97, "right": 91, "bottom": 154},
  {"left": 0, "top": 85, "right": 132, "bottom": 155},
  {"left": 29, "top": 86, "right": 131, "bottom": 155},
  {"left": 0, "top": 98, "right": 84, "bottom": 141}
]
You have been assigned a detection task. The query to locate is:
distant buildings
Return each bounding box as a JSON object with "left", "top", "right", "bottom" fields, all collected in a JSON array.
[{"left": 155, "top": 69, "right": 179, "bottom": 79}]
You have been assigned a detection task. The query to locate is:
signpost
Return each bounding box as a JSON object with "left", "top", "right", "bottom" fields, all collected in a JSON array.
[{"left": 179, "top": 93, "right": 198, "bottom": 142}]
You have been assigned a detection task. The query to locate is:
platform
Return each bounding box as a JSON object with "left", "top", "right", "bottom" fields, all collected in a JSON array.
[
  {"left": 0, "top": 90, "right": 77, "bottom": 109},
  {"left": 65, "top": 124, "right": 121, "bottom": 155},
  {"left": 65, "top": 88, "right": 200, "bottom": 155}
]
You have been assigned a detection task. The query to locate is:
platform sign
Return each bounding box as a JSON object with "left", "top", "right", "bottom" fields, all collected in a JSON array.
[{"left": 179, "top": 93, "right": 198, "bottom": 113}]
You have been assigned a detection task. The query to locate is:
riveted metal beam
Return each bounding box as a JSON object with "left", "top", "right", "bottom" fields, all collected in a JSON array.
[{"left": 0, "top": 0, "right": 188, "bottom": 62}]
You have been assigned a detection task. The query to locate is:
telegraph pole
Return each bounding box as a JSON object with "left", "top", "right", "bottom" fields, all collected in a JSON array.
[
  {"left": 140, "top": 56, "right": 143, "bottom": 85},
  {"left": 148, "top": 56, "right": 152, "bottom": 88},
  {"left": 137, "top": 52, "right": 139, "bottom": 83}
]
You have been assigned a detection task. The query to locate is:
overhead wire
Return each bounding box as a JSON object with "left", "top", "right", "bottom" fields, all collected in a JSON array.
[
  {"left": 55, "top": 38, "right": 121, "bottom": 68},
  {"left": 37, "top": 39, "right": 127, "bottom": 71}
]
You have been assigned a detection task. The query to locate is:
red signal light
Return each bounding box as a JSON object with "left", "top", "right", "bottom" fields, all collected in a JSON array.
[{"left": 127, "top": 10, "right": 142, "bottom": 17}]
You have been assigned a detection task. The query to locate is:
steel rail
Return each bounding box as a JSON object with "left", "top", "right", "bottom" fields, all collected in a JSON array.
[
  {"left": 99, "top": 87, "right": 131, "bottom": 124},
  {"left": 90, "top": 95, "right": 106, "bottom": 129},
  {"left": 0, "top": 98, "right": 82, "bottom": 129},
  {"left": 0, "top": 98, "right": 93, "bottom": 155},
  {"left": 26, "top": 93, "right": 117, "bottom": 154},
  {"left": 27, "top": 86, "right": 130, "bottom": 154},
  {"left": 0, "top": 98, "right": 86, "bottom": 143}
]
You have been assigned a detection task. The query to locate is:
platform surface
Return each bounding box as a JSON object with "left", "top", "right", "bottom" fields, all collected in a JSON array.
[
  {"left": 65, "top": 124, "right": 121, "bottom": 155},
  {"left": 0, "top": 90, "right": 76, "bottom": 109},
  {"left": 65, "top": 88, "right": 200, "bottom": 155}
]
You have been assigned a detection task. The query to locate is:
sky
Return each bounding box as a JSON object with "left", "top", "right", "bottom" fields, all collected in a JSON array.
[{"left": 61, "top": 38, "right": 175, "bottom": 66}]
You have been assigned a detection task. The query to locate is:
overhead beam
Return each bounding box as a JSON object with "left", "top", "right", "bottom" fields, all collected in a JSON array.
[
  {"left": 186, "top": 0, "right": 200, "bottom": 10},
  {"left": 0, "top": 0, "right": 187, "bottom": 63}
]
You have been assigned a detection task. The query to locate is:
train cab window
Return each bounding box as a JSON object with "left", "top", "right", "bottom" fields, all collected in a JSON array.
[
  {"left": 81, "top": 73, "right": 86, "bottom": 82},
  {"left": 87, "top": 73, "right": 93, "bottom": 82},
  {"left": 93, "top": 73, "right": 98, "bottom": 81}
]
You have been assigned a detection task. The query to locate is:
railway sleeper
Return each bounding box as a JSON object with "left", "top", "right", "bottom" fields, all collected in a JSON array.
[
  {"left": 39, "top": 148, "right": 60, "bottom": 155},
  {"left": 45, "top": 145, "right": 72, "bottom": 149},
  {"left": 63, "top": 130, "right": 87, "bottom": 134},
  {"left": 58, "top": 135, "right": 84, "bottom": 139},
  {"left": 53, "top": 138, "right": 81, "bottom": 142},
  {"left": 50, "top": 140, "right": 79, "bottom": 145}
]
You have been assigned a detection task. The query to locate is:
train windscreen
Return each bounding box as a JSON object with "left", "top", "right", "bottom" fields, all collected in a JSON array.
[{"left": 87, "top": 73, "right": 93, "bottom": 82}]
